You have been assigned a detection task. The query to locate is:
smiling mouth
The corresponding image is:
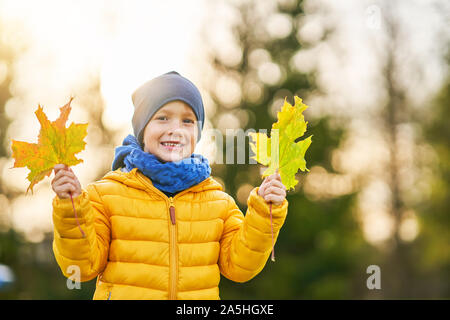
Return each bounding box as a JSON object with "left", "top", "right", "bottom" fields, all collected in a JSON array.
[{"left": 160, "top": 142, "right": 184, "bottom": 150}]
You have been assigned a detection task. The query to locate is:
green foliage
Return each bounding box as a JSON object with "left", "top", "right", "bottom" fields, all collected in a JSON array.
[
  {"left": 0, "top": 231, "right": 96, "bottom": 299},
  {"left": 206, "top": 0, "right": 371, "bottom": 299},
  {"left": 410, "top": 74, "right": 450, "bottom": 297}
]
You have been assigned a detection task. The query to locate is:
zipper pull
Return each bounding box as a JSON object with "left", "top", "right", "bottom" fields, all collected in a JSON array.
[{"left": 169, "top": 197, "right": 176, "bottom": 225}]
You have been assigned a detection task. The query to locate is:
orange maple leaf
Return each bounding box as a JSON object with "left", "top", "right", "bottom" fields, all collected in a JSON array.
[{"left": 11, "top": 97, "right": 88, "bottom": 194}]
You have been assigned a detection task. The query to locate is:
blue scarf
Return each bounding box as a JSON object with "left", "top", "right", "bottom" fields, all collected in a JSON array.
[{"left": 112, "top": 134, "right": 211, "bottom": 195}]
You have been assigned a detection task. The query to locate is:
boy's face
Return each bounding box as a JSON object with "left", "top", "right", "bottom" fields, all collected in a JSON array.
[{"left": 143, "top": 100, "right": 198, "bottom": 163}]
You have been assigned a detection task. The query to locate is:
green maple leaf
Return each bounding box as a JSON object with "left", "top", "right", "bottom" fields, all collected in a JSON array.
[
  {"left": 11, "top": 97, "right": 88, "bottom": 194},
  {"left": 249, "top": 96, "right": 312, "bottom": 191}
]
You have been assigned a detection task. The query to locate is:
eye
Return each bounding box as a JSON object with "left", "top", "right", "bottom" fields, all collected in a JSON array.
[
  {"left": 156, "top": 116, "right": 167, "bottom": 121},
  {"left": 183, "top": 119, "right": 194, "bottom": 124}
]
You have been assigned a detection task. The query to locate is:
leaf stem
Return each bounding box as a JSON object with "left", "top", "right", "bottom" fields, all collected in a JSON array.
[
  {"left": 269, "top": 202, "right": 275, "bottom": 262},
  {"left": 269, "top": 167, "right": 279, "bottom": 262}
]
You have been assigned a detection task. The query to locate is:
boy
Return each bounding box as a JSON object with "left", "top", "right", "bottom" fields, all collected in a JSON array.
[{"left": 51, "top": 71, "right": 288, "bottom": 299}]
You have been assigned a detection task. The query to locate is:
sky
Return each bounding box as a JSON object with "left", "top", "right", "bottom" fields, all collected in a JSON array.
[
  {"left": 0, "top": 0, "right": 208, "bottom": 131},
  {"left": 298, "top": 0, "right": 449, "bottom": 120}
]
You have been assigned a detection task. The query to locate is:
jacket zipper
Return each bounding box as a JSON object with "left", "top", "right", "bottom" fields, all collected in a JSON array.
[
  {"left": 168, "top": 196, "right": 177, "bottom": 300},
  {"left": 133, "top": 170, "right": 186, "bottom": 300},
  {"left": 169, "top": 197, "right": 176, "bottom": 225},
  {"left": 133, "top": 170, "right": 214, "bottom": 300}
]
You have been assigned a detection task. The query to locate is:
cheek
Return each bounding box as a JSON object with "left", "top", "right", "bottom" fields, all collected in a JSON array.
[
  {"left": 143, "top": 127, "right": 160, "bottom": 150},
  {"left": 144, "top": 123, "right": 162, "bottom": 139},
  {"left": 192, "top": 126, "right": 199, "bottom": 143},
  {"left": 189, "top": 128, "right": 198, "bottom": 149}
]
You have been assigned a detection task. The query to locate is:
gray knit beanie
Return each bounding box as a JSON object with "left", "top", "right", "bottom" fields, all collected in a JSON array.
[{"left": 131, "top": 71, "right": 205, "bottom": 147}]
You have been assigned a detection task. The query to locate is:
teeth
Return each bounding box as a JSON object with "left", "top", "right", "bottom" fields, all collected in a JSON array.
[{"left": 162, "top": 142, "right": 181, "bottom": 147}]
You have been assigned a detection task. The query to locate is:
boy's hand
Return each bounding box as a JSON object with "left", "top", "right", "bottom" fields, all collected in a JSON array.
[
  {"left": 51, "top": 164, "right": 82, "bottom": 199},
  {"left": 258, "top": 172, "right": 286, "bottom": 206}
]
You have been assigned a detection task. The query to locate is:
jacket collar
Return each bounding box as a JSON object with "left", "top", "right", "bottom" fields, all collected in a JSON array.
[{"left": 102, "top": 167, "right": 223, "bottom": 195}]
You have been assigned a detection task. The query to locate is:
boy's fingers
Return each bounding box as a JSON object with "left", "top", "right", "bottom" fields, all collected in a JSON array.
[
  {"left": 266, "top": 173, "right": 281, "bottom": 182},
  {"left": 264, "top": 174, "right": 275, "bottom": 183},
  {"left": 268, "top": 179, "right": 286, "bottom": 190},
  {"left": 53, "top": 175, "right": 77, "bottom": 188},
  {"left": 59, "top": 189, "right": 72, "bottom": 199},
  {"left": 265, "top": 186, "right": 286, "bottom": 196},
  {"left": 55, "top": 168, "right": 76, "bottom": 180},
  {"left": 52, "top": 176, "right": 68, "bottom": 187},
  {"left": 53, "top": 164, "right": 70, "bottom": 175},
  {"left": 264, "top": 194, "right": 283, "bottom": 205},
  {"left": 258, "top": 184, "right": 266, "bottom": 195},
  {"left": 263, "top": 176, "right": 281, "bottom": 187},
  {"left": 260, "top": 185, "right": 286, "bottom": 198},
  {"left": 53, "top": 170, "right": 68, "bottom": 182},
  {"left": 53, "top": 164, "right": 66, "bottom": 171},
  {"left": 60, "top": 182, "right": 76, "bottom": 193},
  {"left": 260, "top": 173, "right": 284, "bottom": 196}
]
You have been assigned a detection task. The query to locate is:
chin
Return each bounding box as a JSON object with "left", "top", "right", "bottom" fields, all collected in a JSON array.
[
  {"left": 146, "top": 144, "right": 194, "bottom": 163},
  {"left": 158, "top": 153, "right": 185, "bottom": 163}
]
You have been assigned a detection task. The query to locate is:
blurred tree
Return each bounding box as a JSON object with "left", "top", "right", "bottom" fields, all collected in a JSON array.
[
  {"left": 370, "top": 3, "right": 449, "bottom": 298},
  {"left": 0, "top": 15, "right": 17, "bottom": 197},
  {"left": 410, "top": 66, "right": 450, "bottom": 297},
  {"left": 374, "top": 5, "right": 416, "bottom": 298},
  {"left": 200, "top": 0, "right": 372, "bottom": 299},
  {"left": 0, "top": 23, "right": 117, "bottom": 298},
  {"left": 0, "top": 17, "right": 26, "bottom": 299}
]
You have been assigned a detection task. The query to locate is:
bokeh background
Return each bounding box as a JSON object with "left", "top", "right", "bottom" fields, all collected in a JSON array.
[{"left": 0, "top": 0, "right": 449, "bottom": 299}]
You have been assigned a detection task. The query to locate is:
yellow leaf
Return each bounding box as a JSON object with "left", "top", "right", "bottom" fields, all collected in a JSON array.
[
  {"left": 11, "top": 97, "right": 88, "bottom": 194},
  {"left": 249, "top": 96, "right": 312, "bottom": 191}
]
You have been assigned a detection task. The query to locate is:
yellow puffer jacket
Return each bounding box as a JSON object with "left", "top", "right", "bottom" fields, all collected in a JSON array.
[{"left": 52, "top": 167, "right": 288, "bottom": 299}]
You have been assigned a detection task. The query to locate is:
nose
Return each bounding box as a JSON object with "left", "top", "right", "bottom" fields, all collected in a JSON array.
[{"left": 166, "top": 121, "right": 185, "bottom": 138}]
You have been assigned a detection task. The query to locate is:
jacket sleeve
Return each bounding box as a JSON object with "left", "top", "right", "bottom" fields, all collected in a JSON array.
[
  {"left": 52, "top": 183, "right": 111, "bottom": 282},
  {"left": 219, "top": 187, "right": 288, "bottom": 282}
]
